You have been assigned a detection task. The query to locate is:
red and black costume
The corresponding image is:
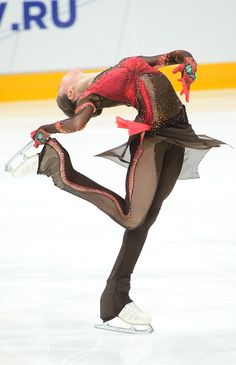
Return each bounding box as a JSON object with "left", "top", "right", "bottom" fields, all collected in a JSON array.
[{"left": 35, "top": 51, "right": 224, "bottom": 321}]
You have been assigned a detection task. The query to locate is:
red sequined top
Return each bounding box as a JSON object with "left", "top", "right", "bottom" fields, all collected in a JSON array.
[
  {"left": 75, "top": 54, "right": 188, "bottom": 135},
  {"left": 79, "top": 57, "right": 157, "bottom": 108},
  {"left": 52, "top": 50, "right": 197, "bottom": 135}
]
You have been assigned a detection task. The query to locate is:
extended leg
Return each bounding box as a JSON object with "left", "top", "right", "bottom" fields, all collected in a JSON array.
[{"left": 38, "top": 137, "right": 159, "bottom": 229}]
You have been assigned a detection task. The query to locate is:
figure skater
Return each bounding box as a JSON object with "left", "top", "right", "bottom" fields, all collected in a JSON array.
[{"left": 12, "top": 50, "right": 224, "bottom": 334}]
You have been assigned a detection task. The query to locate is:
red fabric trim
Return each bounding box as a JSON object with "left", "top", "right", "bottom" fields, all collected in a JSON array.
[
  {"left": 47, "top": 137, "right": 145, "bottom": 224},
  {"left": 48, "top": 139, "right": 130, "bottom": 220},
  {"left": 75, "top": 101, "right": 96, "bottom": 115},
  {"left": 54, "top": 121, "right": 71, "bottom": 133},
  {"left": 116, "top": 117, "right": 151, "bottom": 136}
]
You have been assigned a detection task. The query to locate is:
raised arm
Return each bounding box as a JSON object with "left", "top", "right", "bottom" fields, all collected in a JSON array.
[
  {"left": 140, "top": 50, "right": 197, "bottom": 102},
  {"left": 31, "top": 102, "right": 95, "bottom": 147}
]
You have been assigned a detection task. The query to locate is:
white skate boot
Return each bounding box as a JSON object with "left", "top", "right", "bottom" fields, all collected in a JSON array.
[
  {"left": 5, "top": 141, "right": 39, "bottom": 177},
  {"left": 11, "top": 154, "right": 39, "bottom": 177},
  {"left": 95, "top": 302, "right": 154, "bottom": 334}
]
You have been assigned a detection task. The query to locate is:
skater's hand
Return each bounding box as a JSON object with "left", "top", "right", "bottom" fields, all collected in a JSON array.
[
  {"left": 172, "top": 57, "right": 197, "bottom": 102},
  {"left": 31, "top": 127, "right": 50, "bottom": 148}
]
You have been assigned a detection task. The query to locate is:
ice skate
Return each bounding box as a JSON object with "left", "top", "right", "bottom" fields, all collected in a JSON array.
[
  {"left": 5, "top": 141, "right": 39, "bottom": 177},
  {"left": 95, "top": 302, "right": 154, "bottom": 334},
  {"left": 10, "top": 154, "right": 39, "bottom": 177}
]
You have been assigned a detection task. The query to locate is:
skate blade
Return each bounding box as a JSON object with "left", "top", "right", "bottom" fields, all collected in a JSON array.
[
  {"left": 5, "top": 141, "right": 34, "bottom": 174},
  {"left": 95, "top": 322, "right": 154, "bottom": 335}
]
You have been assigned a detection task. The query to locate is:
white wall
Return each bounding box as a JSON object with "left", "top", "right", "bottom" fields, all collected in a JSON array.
[{"left": 0, "top": 0, "right": 235, "bottom": 74}]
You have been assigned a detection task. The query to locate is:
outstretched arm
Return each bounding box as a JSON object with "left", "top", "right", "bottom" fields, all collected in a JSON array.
[
  {"left": 140, "top": 50, "right": 196, "bottom": 68},
  {"left": 31, "top": 103, "right": 95, "bottom": 147},
  {"left": 140, "top": 50, "right": 197, "bottom": 102}
]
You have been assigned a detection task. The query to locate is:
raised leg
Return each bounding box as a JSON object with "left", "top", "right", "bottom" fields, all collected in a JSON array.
[{"left": 38, "top": 137, "right": 160, "bottom": 229}]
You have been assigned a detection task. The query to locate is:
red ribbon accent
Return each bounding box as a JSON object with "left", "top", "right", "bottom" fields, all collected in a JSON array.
[{"left": 116, "top": 117, "right": 151, "bottom": 136}]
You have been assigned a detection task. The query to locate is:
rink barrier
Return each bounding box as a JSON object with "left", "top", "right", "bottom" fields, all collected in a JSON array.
[{"left": 0, "top": 63, "right": 236, "bottom": 102}]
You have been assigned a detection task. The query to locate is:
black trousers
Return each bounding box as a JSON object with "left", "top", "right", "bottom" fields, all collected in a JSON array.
[
  {"left": 38, "top": 138, "right": 184, "bottom": 322},
  {"left": 100, "top": 142, "right": 184, "bottom": 321}
]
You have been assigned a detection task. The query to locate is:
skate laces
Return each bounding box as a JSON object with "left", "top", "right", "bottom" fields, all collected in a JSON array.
[
  {"left": 118, "top": 301, "right": 152, "bottom": 325},
  {"left": 128, "top": 302, "right": 147, "bottom": 315}
]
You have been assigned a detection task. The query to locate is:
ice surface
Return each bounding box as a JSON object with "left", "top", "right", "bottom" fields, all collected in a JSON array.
[{"left": 0, "top": 90, "right": 236, "bottom": 364}]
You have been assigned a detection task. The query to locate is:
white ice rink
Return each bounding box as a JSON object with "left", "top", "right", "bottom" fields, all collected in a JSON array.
[{"left": 0, "top": 90, "right": 236, "bottom": 365}]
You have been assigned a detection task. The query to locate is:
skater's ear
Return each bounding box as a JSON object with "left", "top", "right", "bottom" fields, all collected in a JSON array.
[{"left": 67, "top": 87, "right": 76, "bottom": 100}]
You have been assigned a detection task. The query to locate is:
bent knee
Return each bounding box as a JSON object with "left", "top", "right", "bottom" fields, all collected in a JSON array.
[
  {"left": 125, "top": 206, "right": 162, "bottom": 231},
  {"left": 125, "top": 214, "right": 146, "bottom": 230}
]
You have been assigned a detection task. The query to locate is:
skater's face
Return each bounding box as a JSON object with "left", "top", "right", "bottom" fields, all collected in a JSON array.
[{"left": 58, "top": 67, "right": 83, "bottom": 101}]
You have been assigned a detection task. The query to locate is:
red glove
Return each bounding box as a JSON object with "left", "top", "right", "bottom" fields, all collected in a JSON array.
[
  {"left": 172, "top": 57, "right": 197, "bottom": 102},
  {"left": 31, "top": 128, "right": 50, "bottom": 148}
]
